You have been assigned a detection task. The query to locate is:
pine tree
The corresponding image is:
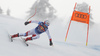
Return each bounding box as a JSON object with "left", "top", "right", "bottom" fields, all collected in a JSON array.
[
  {"left": 7, "top": 9, "right": 10, "bottom": 16},
  {"left": 0, "top": 7, "right": 3, "bottom": 14},
  {"left": 27, "top": 0, "right": 56, "bottom": 21},
  {"left": 75, "top": 2, "right": 94, "bottom": 26}
]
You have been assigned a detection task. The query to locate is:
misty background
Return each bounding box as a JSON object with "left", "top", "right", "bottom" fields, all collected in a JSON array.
[
  {"left": 0, "top": 0, "right": 100, "bottom": 56},
  {"left": 0, "top": 0, "right": 100, "bottom": 23}
]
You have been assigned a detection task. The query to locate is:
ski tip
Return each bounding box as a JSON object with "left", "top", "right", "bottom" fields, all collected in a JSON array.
[
  {"left": 11, "top": 40, "right": 13, "bottom": 42},
  {"left": 26, "top": 44, "right": 29, "bottom": 46},
  {"left": 11, "top": 37, "right": 13, "bottom": 42}
]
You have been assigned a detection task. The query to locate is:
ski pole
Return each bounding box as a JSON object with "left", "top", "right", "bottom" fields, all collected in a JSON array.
[{"left": 26, "top": 7, "right": 37, "bottom": 22}]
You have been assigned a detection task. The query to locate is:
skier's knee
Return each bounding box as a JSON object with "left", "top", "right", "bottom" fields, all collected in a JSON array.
[
  {"left": 25, "top": 31, "right": 29, "bottom": 36},
  {"left": 19, "top": 33, "right": 26, "bottom": 36},
  {"left": 32, "top": 34, "right": 36, "bottom": 37},
  {"left": 31, "top": 36, "right": 39, "bottom": 40}
]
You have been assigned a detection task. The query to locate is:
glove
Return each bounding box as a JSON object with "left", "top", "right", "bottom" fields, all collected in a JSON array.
[
  {"left": 49, "top": 39, "right": 53, "bottom": 46},
  {"left": 24, "top": 22, "right": 29, "bottom": 25}
]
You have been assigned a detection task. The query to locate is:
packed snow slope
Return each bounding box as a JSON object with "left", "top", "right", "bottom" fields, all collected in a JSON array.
[{"left": 0, "top": 15, "right": 100, "bottom": 56}]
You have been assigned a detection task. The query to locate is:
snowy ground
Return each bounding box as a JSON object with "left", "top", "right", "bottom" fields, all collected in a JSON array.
[{"left": 0, "top": 14, "right": 100, "bottom": 56}]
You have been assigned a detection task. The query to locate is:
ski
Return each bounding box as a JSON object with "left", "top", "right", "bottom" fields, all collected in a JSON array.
[
  {"left": 8, "top": 33, "right": 13, "bottom": 42},
  {"left": 20, "top": 37, "right": 29, "bottom": 46}
]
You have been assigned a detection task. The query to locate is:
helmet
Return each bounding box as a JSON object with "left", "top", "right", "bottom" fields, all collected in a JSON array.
[{"left": 44, "top": 20, "right": 50, "bottom": 26}]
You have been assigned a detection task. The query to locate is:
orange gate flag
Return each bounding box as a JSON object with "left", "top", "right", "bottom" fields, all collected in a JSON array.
[
  {"left": 71, "top": 11, "right": 89, "bottom": 24},
  {"left": 65, "top": 2, "right": 90, "bottom": 46}
]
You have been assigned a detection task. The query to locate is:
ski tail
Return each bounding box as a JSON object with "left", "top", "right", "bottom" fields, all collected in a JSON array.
[
  {"left": 6, "top": 30, "right": 13, "bottom": 42},
  {"left": 20, "top": 37, "right": 29, "bottom": 46}
]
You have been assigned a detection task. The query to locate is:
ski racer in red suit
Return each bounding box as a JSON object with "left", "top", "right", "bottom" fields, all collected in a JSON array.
[{"left": 11, "top": 20, "right": 53, "bottom": 46}]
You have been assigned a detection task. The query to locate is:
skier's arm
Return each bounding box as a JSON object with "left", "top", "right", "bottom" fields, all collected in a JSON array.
[
  {"left": 29, "top": 21, "right": 40, "bottom": 24},
  {"left": 46, "top": 29, "right": 53, "bottom": 46},
  {"left": 24, "top": 21, "right": 40, "bottom": 25}
]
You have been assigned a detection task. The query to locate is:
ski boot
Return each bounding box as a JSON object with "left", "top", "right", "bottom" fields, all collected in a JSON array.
[{"left": 11, "top": 33, "right": 19, "bottom": 38}]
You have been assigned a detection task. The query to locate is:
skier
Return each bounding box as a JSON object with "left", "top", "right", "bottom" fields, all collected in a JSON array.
[{"left": 11, "top": 20, "right": 53, "bottom": 46}]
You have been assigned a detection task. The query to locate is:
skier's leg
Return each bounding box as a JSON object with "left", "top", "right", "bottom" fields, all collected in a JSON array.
[
  {"left": 25, "top": 37, "right": 32, "bottom": 41},
  {"left": 19, "top": 31, "right": 30, "bottom": 36},
  {"left": 24, "top": 29, "right": 39, "bottom": 41},
  {"left": 11, "top": 33, "right": 19, "bottom": 38},
  {"left": 25, "top": 34, "right": 40, "bottom": 41},
  {"left": 11, "top": 29, "right": 34, "bottom": 38},
  {"left": 21, "top": 29, "right": 35, "bottom": 36},
  {"left": 32, "top": 34, "right": 40, "bottom": 40},
  {"left": 11, "top": 32, "right": 29, "bottom": 38},
  {"left": 30, "top": 29, "right": 40, "bottom": 40},
  {"left": 11, "top": 32, "right": 28, "bottom": 38}
]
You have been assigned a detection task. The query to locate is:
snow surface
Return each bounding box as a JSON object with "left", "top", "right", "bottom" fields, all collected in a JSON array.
[{"left": 0, "top": 14, "right": 100, "bottom": 56}]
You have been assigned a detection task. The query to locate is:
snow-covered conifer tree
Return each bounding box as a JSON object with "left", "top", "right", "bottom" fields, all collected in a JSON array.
[
  {"left": 75, "top": 2, "right": 94, "bottom": 26},
  {"left": 0, "top": 7, "right": 3, "bottom": 14},
  {"left": 7, "top": 9, "right": 10, "bottom": 16},
  {"left": 27, "top": 0, "right": 56, "bottom": 21}
]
